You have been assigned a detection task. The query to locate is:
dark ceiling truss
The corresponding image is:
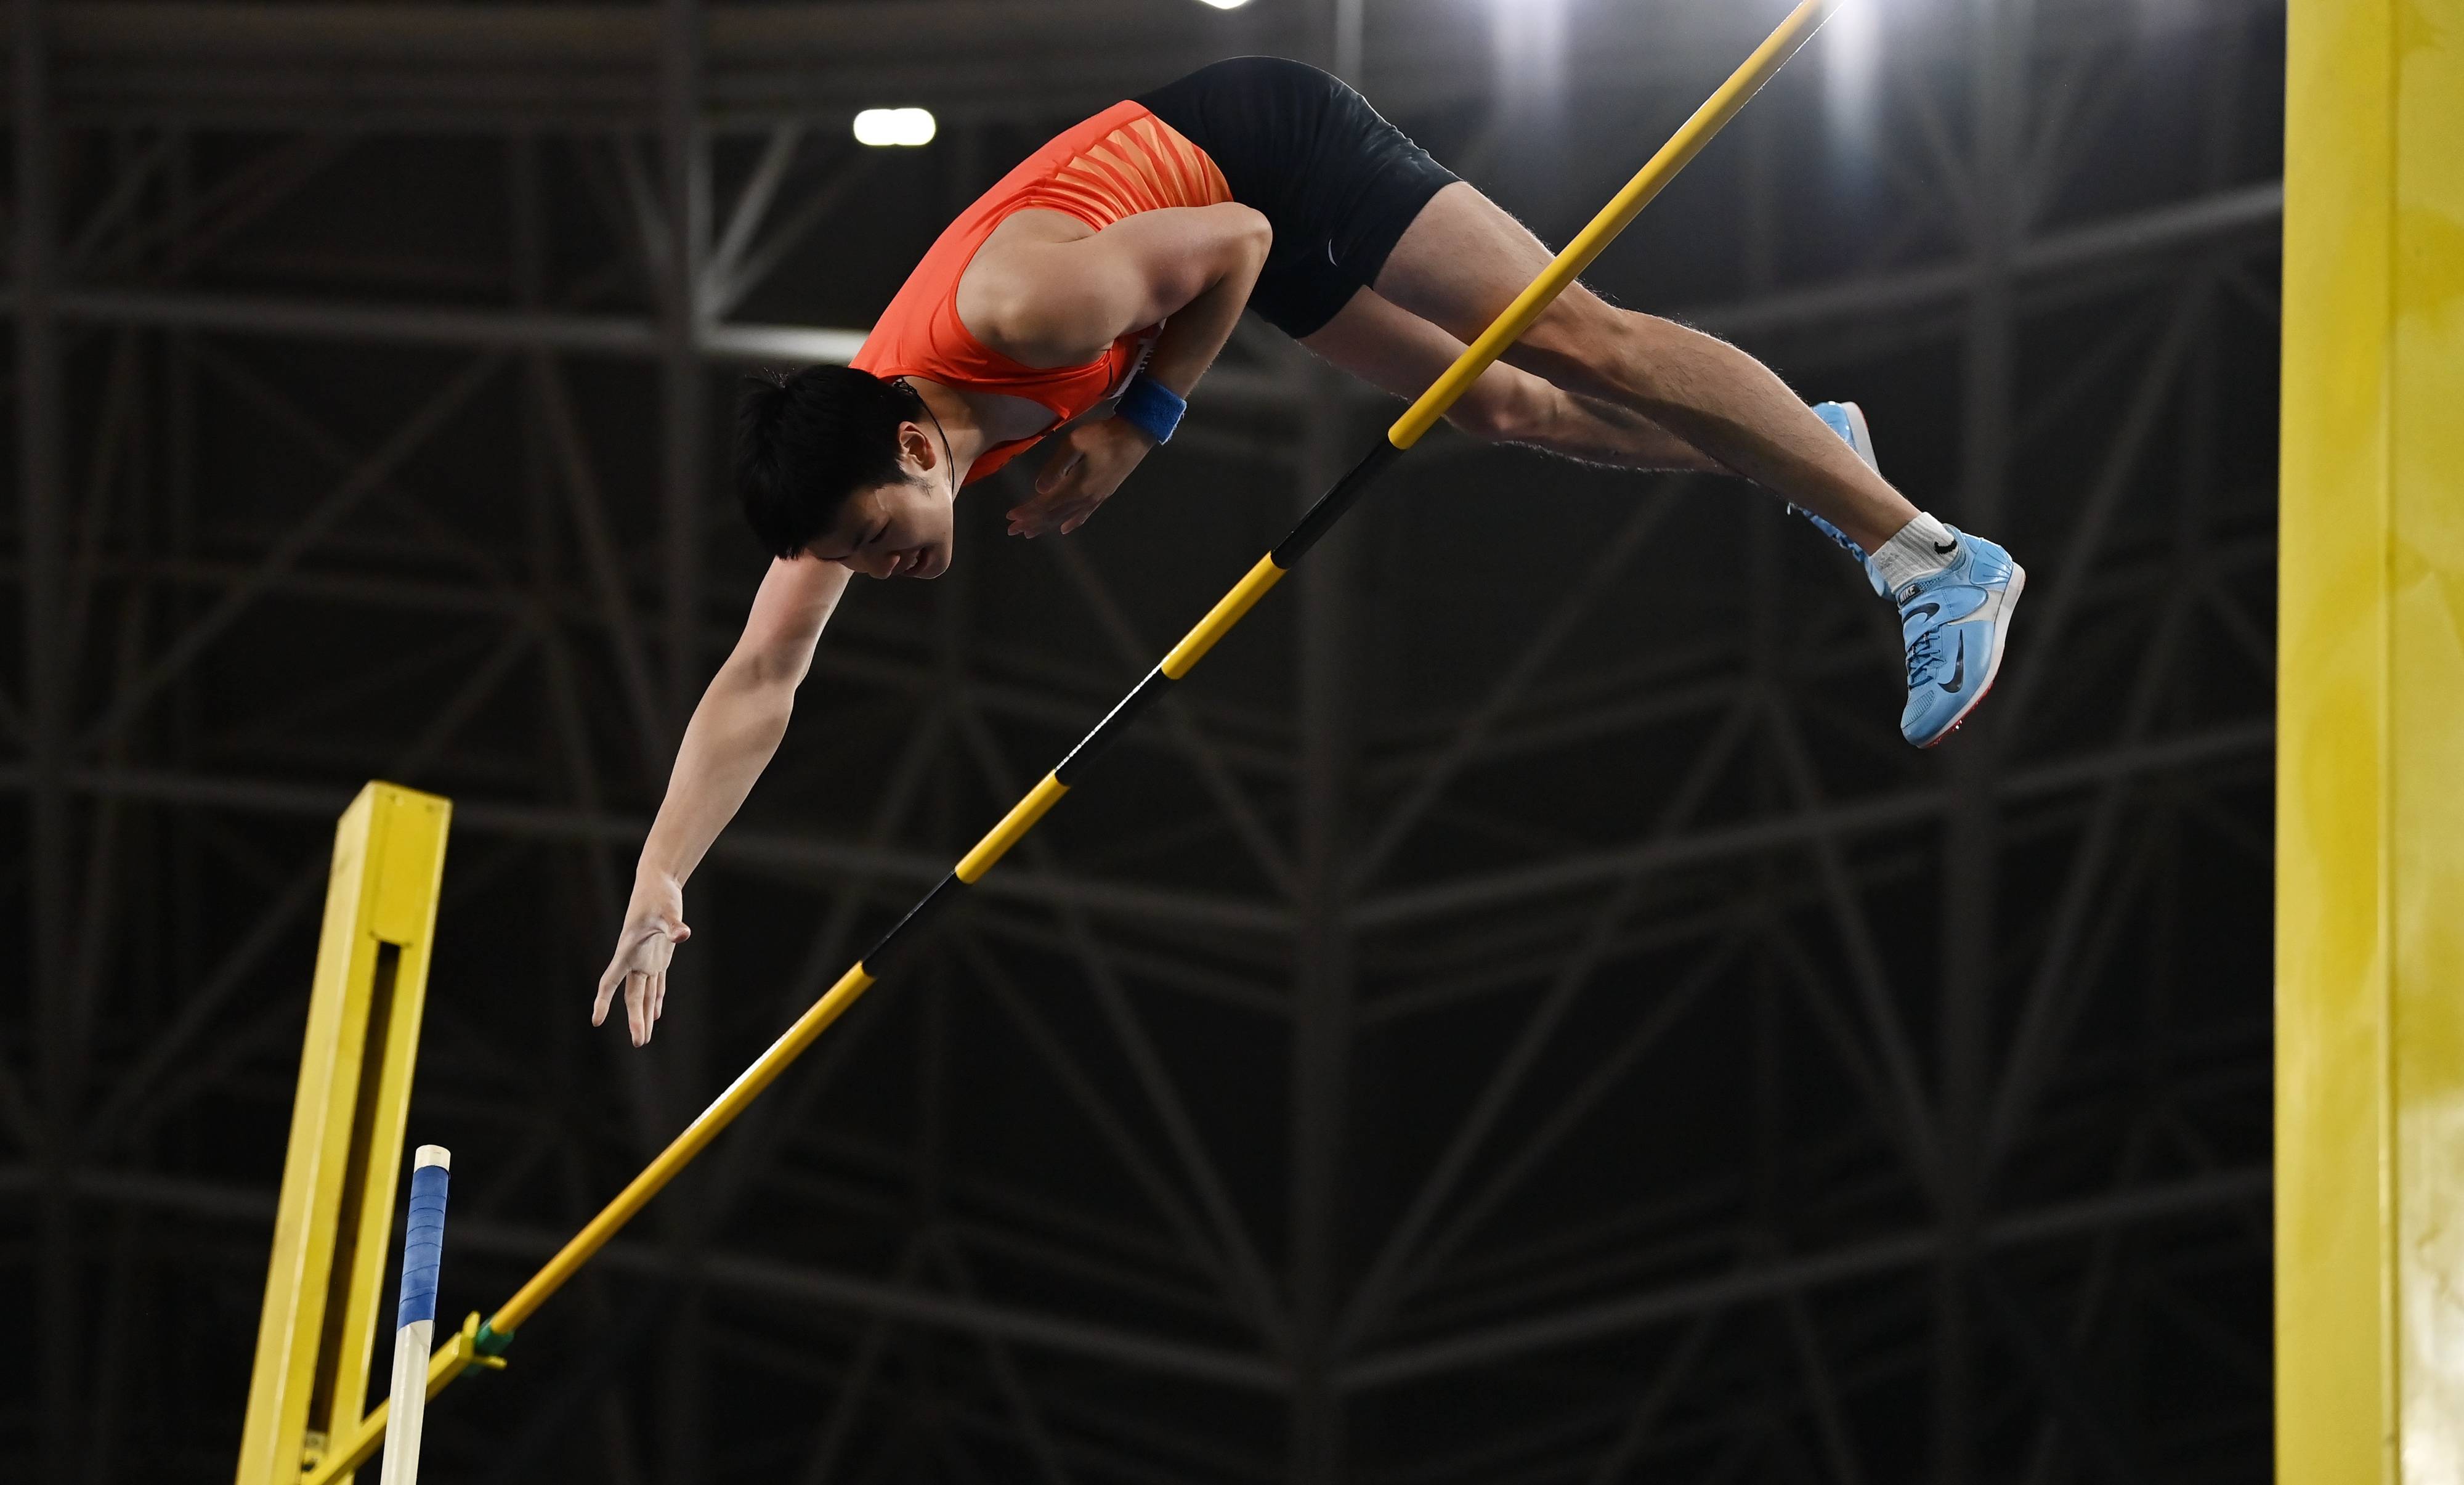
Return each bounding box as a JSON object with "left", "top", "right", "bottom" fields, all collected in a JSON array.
[{"left": 4, "top": 1, "right": 2282, "bottom": 1481}]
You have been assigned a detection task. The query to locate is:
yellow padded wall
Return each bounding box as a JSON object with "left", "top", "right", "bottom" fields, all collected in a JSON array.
[{"left": 2277, "top": 0, "right": 2464, "bottom": 1479}]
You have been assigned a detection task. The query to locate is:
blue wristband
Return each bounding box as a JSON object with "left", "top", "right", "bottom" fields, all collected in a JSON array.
[{"left": 1114, "top": 374, "right": 1186, "bottom": 445}]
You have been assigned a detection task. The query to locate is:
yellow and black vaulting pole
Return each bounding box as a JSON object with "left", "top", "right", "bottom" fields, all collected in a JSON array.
[{"left": 295, "top": 4, "right": 1844, "bottom": 1475}]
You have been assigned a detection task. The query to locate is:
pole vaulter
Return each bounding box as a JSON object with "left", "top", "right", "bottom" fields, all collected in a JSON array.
[{"left": 301, "top": 4, "right": 1862, "bottom": 1474}]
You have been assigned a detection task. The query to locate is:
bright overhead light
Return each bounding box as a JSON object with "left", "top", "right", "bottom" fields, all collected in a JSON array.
[
  {"left": 1823, "top": 0, "right": 1881, "bottom": 142},
  {"left": 1196, "top": 0, "right": 1252, "bottom": 9},
  {"left": 853, "top": 108, "right": 937, "bottom": 147},
  {"left": 1491, "top": 0, "right": 1567, "bottom": 99}
]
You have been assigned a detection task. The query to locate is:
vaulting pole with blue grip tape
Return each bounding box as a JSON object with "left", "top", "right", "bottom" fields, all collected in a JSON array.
[{"left": 378, "top": 1146, "right": 450, "bottom": 1485}]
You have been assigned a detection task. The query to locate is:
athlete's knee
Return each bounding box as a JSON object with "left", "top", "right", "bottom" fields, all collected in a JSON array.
[
  {"left": 1446, "top": 373, "right": 1553, "bottom": 446},
  {"left": 1523, "top": 298, "right": 1684, "bottom": 402}
]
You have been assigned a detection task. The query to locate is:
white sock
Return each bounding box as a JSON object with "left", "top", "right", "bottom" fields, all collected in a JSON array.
[{"left": 1869, "top": 511, "right": 1959, "bottom": 594}]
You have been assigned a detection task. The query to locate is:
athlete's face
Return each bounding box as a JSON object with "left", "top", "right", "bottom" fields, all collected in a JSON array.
[{"left": 807, "top": 425, "right": 955, "bottom": 580}]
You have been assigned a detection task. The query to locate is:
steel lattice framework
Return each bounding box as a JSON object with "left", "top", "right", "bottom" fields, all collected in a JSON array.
[{"left": 2, "top": 1, "right": 2282, "bottom": 1480}]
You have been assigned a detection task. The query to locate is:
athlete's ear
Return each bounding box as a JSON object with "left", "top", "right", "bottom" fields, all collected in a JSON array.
[{"left": 898, "top": 420, "right": 936, "bottom": 476}]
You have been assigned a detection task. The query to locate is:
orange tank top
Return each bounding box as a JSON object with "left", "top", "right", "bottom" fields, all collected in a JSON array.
[{"left": 850, "top": 102, "right": 1232, "bottom": 484}]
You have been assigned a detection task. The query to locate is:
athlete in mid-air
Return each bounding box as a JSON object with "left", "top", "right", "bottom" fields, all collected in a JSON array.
[{"left": 593, "top": 57, "right": 2025, "bottom": 1046}]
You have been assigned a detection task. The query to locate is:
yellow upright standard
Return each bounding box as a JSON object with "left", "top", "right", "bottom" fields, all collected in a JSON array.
[
  {"left": 234, "top": 783, "right": 453, "bottom": 1485},
  {"left": 2277, "top": 1, "right": 2464, "bottom": 1480}
]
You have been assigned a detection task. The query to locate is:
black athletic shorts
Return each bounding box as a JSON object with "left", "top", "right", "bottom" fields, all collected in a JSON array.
[{"left": 1137, "top": 57, "right": 1460, "bottom": 340}]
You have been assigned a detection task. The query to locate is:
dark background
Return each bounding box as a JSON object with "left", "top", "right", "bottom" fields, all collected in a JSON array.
[{"left": 1, "top": 0, "right": 2282, "bottom": 1479}]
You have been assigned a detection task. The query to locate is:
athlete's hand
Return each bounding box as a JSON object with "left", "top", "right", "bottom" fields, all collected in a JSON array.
[
  {"left": 593, "top": 874, "right": 691, "bottom": 1048},
  {"left": 1008, "top": 417, "right": 1157, "bottom": 538}
]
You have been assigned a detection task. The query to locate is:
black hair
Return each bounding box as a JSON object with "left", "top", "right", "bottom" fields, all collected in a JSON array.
[{"left": 734, "top": 365, "right": 928, "bottom": 559}]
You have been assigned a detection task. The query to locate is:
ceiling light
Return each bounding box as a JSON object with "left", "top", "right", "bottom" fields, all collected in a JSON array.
[
  {"left": 1196, "top": 0, "right": 1252, "bottom": 10},
  {"left": 853, "top": 108, "right": 937, "bottom": 147}
]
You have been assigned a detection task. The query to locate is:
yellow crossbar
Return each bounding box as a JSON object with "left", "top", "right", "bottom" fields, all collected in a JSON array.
[
  {"left": 1161, "top": 553, "right": 1288, "bottom": 678},
  {"left": 492, "top": 959, "right": 878, "bottom": 1336},
  {"left": 1388, "top": 0, "right": 1842, "bottom": 450},
  {"left": 957, "top": 772, "right": 1071, "bottom": 882}
]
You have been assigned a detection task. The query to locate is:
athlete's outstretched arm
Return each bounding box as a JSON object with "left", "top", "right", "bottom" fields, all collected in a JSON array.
[
  {"left": 980, "top": 203, "right": 1272, "bottom": 536},
  {"left": 594, "top": 555, "right": 851, "bottom": 1046}
]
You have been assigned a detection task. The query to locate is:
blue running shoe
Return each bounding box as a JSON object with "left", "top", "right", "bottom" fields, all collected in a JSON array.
[
  {"left": 1794, "top": 402, "right": 1887, "bottom": 596},
  {"left": 1895, "top": 528, "right": 2026, "bottom": 748},
  {"left": 1813, "top": 399, "right": 1876, "bottom": 467}
]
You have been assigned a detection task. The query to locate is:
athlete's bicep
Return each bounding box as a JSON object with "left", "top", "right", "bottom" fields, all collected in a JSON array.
[
  {"left": 1079, "top": 205, "right": 1271, "bottom": 326},
  {"left": 1008, "top": 205, "right": 1271, "bottom": 358}
]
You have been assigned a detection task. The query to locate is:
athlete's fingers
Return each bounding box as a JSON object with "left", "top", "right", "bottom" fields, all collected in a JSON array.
[
  {"left": 1008, "top": 489, "right": 1078, "bottom": 538},
  {"left": 1055, "top": 464, "right": 1109, "bottom": 510},
  {"left": 592, "top": 962, "right": 622, "bottom": 1025},
  {"left": 1009, "top": 482, "right": 1063, "bottom": 517},
  {"left": 1016, "top": 419, "right": 1143, "bottom": 536},
  {"left": 1055, "top": 481, "right": 1105, "bottom": 524},
  {"left": 626, "top": 969, "right": 649, "bottom": 1046}
]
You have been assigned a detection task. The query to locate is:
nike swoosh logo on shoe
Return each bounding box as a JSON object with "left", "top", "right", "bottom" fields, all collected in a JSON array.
[
  {"left": 1905, "top": 602, "right": 1940, "bottom": 622},
  {"left": 1939, "top": 635, "right": 1967, "bottom": 694}
]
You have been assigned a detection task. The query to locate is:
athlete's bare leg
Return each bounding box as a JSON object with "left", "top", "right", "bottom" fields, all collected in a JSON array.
[
  {"left": 1300, "top": 287, "right": 1730, "bottom": 474},
  {"left": 1374, "top": 182, "right": 1920, "bottom": 552}
]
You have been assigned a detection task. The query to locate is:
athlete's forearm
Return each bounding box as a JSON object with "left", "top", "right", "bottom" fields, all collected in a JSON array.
[
  {"left": 634, "top": 657, "right": 798, "bottom": 892},
  {"left": 633, "top": 556, "right": 846, "bottom": 890},
  {"left": 1139, "top": 225, "right": 1268, "bottom": 400}
]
